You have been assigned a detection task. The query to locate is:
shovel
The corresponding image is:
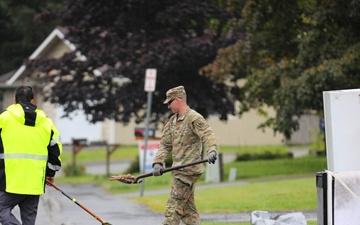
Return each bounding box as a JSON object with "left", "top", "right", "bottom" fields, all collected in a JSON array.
[{"left": 109, "top": 159, "right": 209, "bottom": 184}]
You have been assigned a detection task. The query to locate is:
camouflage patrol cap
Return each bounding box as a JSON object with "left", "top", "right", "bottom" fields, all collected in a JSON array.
[{"left": 163, "top": 85, "right": 186, "bottom": 104}]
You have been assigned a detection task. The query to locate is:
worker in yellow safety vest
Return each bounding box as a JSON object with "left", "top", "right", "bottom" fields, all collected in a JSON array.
[{"left": 0, "top": 86, "right": 62, "bottom": 225}]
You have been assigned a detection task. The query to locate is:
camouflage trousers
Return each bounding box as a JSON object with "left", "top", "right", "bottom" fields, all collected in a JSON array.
[{"left": 162, "top": 174, "right": 202, "bottom": 225}]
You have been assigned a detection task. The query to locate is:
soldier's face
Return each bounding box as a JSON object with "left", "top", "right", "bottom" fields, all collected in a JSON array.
[{"left": 168, "top": 97, "right": 179, "bottom": 113}]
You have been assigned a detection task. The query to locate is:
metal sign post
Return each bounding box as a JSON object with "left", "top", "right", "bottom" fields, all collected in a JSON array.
[{"left": 140, "top": 68, "right": 157, "bottom": 197}]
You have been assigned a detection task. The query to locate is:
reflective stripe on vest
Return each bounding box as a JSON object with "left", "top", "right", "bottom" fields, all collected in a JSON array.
[
  {"left": 48, "top": 162, "right": 61, "bottom": 171},
  {"left": 0, "top": 153, "right": 47, "bottom": 160}
]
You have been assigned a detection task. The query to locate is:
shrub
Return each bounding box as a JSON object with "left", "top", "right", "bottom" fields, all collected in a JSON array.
[
  {"left": 236, "top": 151, "right": 292, "bottom": 161},
  {"left": 125, "top": 156, "right": 140, "bottom": 174},
  {"left": 63, "top": 163, "right": 86, "bottom": 176}
]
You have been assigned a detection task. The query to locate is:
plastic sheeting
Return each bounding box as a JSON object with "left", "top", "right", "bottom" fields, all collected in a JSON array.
[
  {"left": 251, "top": 210, "right": 307, "bottom": 225},
  {"left": 331, "top": 171, "right": 360, "bottom": 224}
]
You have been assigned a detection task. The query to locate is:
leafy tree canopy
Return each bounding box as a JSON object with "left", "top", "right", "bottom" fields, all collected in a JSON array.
[
  {"left": 0, "top": 0, "right": 63, "bottom": 74},
  {"left": 201, "top": 0, "right": 360, "bottom": 139},
  {"left": 27, "top": 0, "right": 242, "bottom": 127}
]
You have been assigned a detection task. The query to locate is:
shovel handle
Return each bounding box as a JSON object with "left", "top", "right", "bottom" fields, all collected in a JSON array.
[
  {"left": 162, "top": 159, "right": 209, "bottom": 173},
  {"left": 136, "top": 159, "right": 209, "bottom": 181}
]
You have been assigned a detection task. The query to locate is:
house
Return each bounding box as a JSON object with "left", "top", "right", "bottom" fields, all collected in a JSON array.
[{"left": 0, "top": 28, "right": 319, "bottom": 147}]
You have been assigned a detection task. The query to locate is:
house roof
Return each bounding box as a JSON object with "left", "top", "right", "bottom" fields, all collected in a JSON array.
[
  {"left": 3, "top": 27, "right": 85, "bottom": 86},
  {"left": 0, "top": 70, "right": 16, "bottom": 83}
]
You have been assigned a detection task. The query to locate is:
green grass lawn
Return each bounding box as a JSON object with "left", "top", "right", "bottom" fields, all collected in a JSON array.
[
  {"left": 131, "top": 177, "right": 317, "bottom": 213},
  {"left": 224, "top": 155, "right": 327, "bottom": 180},
  {"left": 61, "top": 145, "right": 138, "bottom": 163},
  {"left": 60, "top": 144, "right": 310, "bottom": 164}
]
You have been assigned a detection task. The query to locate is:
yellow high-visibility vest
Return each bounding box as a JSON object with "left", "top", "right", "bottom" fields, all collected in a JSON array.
[{"left": 0, "top": 103, "right": 62, "bottom": 195}]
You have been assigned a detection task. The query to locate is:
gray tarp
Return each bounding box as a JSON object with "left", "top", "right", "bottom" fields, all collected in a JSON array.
[{"left": 251, "top": 210, "right": 307, "bottom": 225}]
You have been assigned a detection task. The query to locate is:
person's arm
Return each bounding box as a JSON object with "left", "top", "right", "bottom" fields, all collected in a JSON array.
[
  {"left": 192, "top": 116, "right": 217, "bottom": 163},
  {"left": 152, "top": 120, "right": 174, "bottom": 176},
  {"left": 46, "top": 121, "right": 62, "bottom": 179},
  {"left": 152, "top": 121, "right": 172, "bottom": 167}
]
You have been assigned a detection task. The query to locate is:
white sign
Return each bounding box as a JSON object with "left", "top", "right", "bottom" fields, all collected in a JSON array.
[
  {"left": 138, "top": 140, "right": 161, "bottom": 173},
  {"left": 323, "top": 88, "right": 360, "bottom": 172},
  {"left": 144, "top": 68, "right": 157, "bottom": 92}
]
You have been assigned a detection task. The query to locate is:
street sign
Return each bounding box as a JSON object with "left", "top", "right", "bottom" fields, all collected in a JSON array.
[
  {"left": 137, "top": 140, "right": 161, "bottom": 173},
  {"left": 144, "top": 68, "right": 157, "bottom": 92}
]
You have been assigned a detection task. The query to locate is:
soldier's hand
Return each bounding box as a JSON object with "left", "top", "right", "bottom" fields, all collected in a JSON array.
[
  {"left": 153, "top": 163, "right": 164, "bottom": 176},
  {"left": 207, "top": 151, "right": 217, "bottom": 164}
]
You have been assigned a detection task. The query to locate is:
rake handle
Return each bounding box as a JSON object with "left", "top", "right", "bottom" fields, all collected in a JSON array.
[
  {"left": 48, "top": 182, "right": 111, "bottom": 225},
  {"left": 137, "top": 159, "right": 209, "bottom": 180}
]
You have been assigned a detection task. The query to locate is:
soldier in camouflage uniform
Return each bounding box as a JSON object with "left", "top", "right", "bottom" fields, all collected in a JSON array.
[{"left": 152, "top": 85, "right": 218, "bottom": 225}]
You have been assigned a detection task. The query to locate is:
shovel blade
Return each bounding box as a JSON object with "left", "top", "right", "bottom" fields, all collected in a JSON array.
[
  {"left": 109, "top": 174, "right": 139, "bottom": 184},
  {"left": 115, "top": 178, "right": 142, "bottom": 184}
]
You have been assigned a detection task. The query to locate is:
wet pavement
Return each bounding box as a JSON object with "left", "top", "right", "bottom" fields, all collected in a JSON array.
[{"left": 37, "top": 183, "right": 164, "bottom": 225}]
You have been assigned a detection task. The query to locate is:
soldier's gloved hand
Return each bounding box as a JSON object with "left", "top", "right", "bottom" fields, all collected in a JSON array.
[
  {"left": 207, "top": 151, "right": 217, "bottom": 164},
  {"left": 153, "top": 163, "right": 164, "bottom": 176}
]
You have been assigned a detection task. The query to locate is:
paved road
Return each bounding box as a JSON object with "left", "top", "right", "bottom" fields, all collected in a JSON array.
[{"left": 36, "top": 183, "right": 164, "bottom": 225}]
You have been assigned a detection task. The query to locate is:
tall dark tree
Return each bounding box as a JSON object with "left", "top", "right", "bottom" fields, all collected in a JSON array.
[
  {"left": 201, "top": 0, "right": 360, "bottom": 139},
  {"left": 27, "top": 0, "right": 242, "bottom": 126},
  {"left": 0, "top": 0, "right": 63, "bottom": 74}
]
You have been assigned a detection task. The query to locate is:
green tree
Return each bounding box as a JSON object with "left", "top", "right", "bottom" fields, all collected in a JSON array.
[
  {"left": 201, "top": 0, "right": 360, "bottom": 139},
  {"left": 0, "top": 0, "right": 63, "bottom": 74},
  {"left": 26, "top": 0, "right": 242, "bottom": 126}
]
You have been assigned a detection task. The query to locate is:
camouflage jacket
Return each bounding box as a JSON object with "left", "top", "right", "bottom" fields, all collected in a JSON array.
[{"left": 153, "top": 107, "right": 217, "bottom": 175}]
